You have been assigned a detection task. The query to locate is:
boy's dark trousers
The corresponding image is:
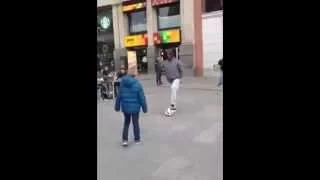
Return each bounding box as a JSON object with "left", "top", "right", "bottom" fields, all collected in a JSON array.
[
  {"left": 156, "top": 71, "right": 163, "bottom": 85},
  {"left": 122, "top": 113, "right": 140, "bottom": 141}
]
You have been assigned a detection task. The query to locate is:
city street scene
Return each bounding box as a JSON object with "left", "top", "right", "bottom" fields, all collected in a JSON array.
[{"left": 98, "top": 0, "right": 223, "bottom": 179}]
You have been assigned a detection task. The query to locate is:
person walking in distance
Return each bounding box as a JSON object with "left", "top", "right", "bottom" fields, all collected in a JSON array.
[
  {"left": 114, "top": 66, "right": 127, "bottom": 97},
  {"left": 162, "top": 49, "right": 183, "bottom": 115},
  {"left": 155, "top": 56, "right": 163, "bottom": 86},
  {"left": 217, "top": 58, "right": 223, "bottom": 87},
  {"left": 115, "top": 66, "right": 148, "bottom": 146}
]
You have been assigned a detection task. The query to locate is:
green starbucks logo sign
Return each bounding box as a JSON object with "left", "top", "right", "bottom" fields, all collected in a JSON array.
[{"left": 100, "top": 16, "right": 111, "bottom": 30}]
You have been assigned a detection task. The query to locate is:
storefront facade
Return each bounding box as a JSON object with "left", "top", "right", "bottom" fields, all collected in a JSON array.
[
  {"left": 98, "top": 0, "right": 206, "bottom": 76},
  {"left": 152, "top": 0, "right": 181, "bottom": 69},
  {"left": 97, "top": 6, "right": 115, "bottom": 70}
]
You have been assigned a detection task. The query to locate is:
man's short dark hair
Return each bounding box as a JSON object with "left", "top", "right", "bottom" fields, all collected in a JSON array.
[{"left": 165, "top": 48, "right": 176, "bottom": 57}]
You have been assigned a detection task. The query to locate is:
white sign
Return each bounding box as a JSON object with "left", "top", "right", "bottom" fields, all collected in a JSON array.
[{"left": 100, "top": 16, "right": 111, "bottom": 29}]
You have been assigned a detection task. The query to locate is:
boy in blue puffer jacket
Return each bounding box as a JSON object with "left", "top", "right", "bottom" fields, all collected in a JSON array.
[{"left": 115, "top": 67, "right": 147, "bottom": 146}]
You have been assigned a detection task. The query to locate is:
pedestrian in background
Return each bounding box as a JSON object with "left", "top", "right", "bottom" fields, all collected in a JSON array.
[
  {"left": 115, "top": 65, "right": 148, "bottom": 147},
  {"left": 102, "top": 66, "right": 112, "bottom": 79},
  {"left": 217, "top": 58, "right": 223, "bottom": 87},
  {"left": 142, "top": 56, "right": 147, "bottom": 72},
  {"left": 155, "top": 56, "right": 163, "bottom": 86},
  {"left": 114, "top": 66, "right": 127, "bottom": 97},
  {"left": 162, "top": 49, "right": 183, "bottom": 114}
]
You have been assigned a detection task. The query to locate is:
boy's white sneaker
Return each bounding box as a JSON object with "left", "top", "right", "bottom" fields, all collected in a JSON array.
[{"left": 121, "top": 141, "right": 128, "bottom": 147}]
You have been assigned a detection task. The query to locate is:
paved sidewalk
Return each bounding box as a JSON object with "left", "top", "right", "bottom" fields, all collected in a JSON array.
[{"left": 98, "top": 78, "right": 223, "bottom": 180}]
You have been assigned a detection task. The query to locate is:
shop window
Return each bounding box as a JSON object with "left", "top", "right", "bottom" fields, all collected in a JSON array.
[
  {"left": 128, "top": 11, "right": 147, "bottom": 34},
  {"left": 204, "top": 0, "right": 223, "bottom": 13},
  {"left": 157, "top": 3, "right": 180, "bottom": 30}
]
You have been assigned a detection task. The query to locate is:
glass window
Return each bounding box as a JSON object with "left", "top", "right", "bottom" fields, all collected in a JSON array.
[
  {"left": 128, "top": 11, "right": 147, "bottom": 33},
  {"left": 158, "top": 4, "right": 180, "bottom": 30},
  {"left": 204, "top": 0, "right": 223, "bottom": 13}
]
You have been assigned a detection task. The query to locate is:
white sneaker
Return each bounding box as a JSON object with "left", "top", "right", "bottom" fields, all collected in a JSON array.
[{"left": 122, "top": 141, "right": 128, "bottom": 146}]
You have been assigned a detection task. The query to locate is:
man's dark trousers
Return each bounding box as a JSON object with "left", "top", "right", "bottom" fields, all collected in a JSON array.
[{"left": 156, "top": 72, "right": 163, "bottom": 85}]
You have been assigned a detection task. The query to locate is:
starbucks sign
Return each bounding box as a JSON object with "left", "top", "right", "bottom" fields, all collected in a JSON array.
[{"left": 100, "top": 16, "right": 111, "bottom": 30}]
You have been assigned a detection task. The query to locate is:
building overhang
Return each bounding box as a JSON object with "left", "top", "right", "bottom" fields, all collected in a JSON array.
[{"left": 98, "top": 0, "right": 122, "bottom": 7}]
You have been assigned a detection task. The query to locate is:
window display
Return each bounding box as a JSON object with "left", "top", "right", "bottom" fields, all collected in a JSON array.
[
  {"left": 128, "top": 11, "right": 147, "bottom": 33},
  {"left": 157, "top": 4, "right": 180, "bottom": 30}
]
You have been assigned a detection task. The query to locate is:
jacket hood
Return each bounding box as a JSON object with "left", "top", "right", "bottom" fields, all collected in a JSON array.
[{"left": 122, "top": 75, "right": 137, "bottom": 88}]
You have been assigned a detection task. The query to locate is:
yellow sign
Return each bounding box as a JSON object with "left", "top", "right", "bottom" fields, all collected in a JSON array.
[
  {"left": 123, "top": 2, "right": 146, "bottom": 12},
  {"left": 124, "top": 34, "right": 148, "bottom": 48},
  {"left": 127, "top": 51, "right": 138, "bottom": 75}
]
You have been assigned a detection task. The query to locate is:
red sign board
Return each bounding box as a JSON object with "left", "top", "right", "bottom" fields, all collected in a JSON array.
[{"left": 152, "top": 0, "right": 179, "bottom": 6}]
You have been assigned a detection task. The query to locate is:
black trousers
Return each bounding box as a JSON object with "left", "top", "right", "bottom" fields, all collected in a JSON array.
[
  {"left": 114, "top": 82, "right": 120, "bottom": 97},
  {"left": 156, "top": 72, "right": 163, "bottom": 85},
  {"left": 122, "top": 113, "right": 140, "bottom": 141},
  {"left": 100, "top": 83, "right": 112, "bottom": 95}
]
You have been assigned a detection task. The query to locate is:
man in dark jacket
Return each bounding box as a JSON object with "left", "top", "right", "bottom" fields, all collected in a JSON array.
[
  {"left": 155, "top": 56, "right": 163, "bottom": 86},
  {"left": 114, "top": 66, "right": 127, "bottom": 97},
  {"left": 217, "top": 58, "right": 223, "bottom": 87},
  {"left": 102, "top": 65, "right": 113, "bottom": 93},
  {"left": 115, "top": 66, "right": 147, "bottom": 146},
  {"left": 218, "top": 58, "right": 223, "bottom": 71}
]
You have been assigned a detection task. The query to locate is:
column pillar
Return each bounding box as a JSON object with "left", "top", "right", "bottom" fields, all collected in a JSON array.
[
  {"left": 113, "top": 3, "right": 128, "bottom": 71},
  {"left": 112, "top": 5, "right": 120, "bottom": 49},
  {"left": 118, "top": 4, "right": 128, "bottom": 48},
  {"left": 180, "top": 0, "right": 194, "bottom": 44},
  {"left": 193, "top": 0, "right": 204, "bottom": 76},
  {"left": 179, "top": 0, "right": 195, "bottom": 76},
  {"left": 146, "top": 0, "right": 157, "bottom": 74}
]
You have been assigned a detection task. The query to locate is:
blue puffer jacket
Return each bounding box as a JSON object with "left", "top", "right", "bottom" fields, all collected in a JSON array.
[{"left": 115, "top": 75, "right": 147, "bottom": 113}]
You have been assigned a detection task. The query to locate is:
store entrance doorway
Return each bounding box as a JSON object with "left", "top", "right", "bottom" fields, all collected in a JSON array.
[{"left": 134, "top": 48, "right": 148, "bottom": 74}]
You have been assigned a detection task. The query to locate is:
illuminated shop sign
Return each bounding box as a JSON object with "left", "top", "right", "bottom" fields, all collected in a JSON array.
[
  {"left": 100, "top": 16, "right": 111, "bottom": 30},
  {"left": 152, "top": 0, "right": 179, "bottom": 6},
  {"left": 123, "top": 2, "right": 146, "bottom": 12},
  {"left": 153, "top": 29, "right": 180, "bottom": 45},
  {"left": 124, "top": 34, "right": 148, "bottom": 47}
]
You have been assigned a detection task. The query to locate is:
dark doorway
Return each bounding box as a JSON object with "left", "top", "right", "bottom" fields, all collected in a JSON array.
[{"left": 136, "top": 49, "right": 148, "bottom": 74}]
